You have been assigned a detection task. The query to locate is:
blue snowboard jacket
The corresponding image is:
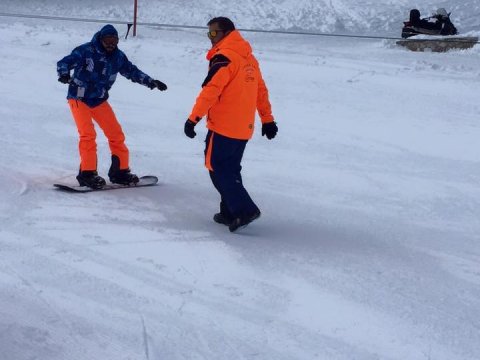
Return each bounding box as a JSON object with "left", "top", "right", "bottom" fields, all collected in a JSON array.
[{"left": 57, "top": 24, "right": 154, "bottom": 107}]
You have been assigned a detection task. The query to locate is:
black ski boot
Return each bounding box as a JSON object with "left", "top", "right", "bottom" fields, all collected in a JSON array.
[
  {"left": 108, "top": 155, "right": 139, "bottom": 185},
  {"left": 213, "top": 213, "right": 232, "bottom": 226},
  {"left": 213, "top": 202, "right": 233, "bottom": 226},
  {"left": 76, "top": 170, "right": 106, "bottom": 189},
  {"left": 229, "top": 209, "right": 261, "bottom": 233}
]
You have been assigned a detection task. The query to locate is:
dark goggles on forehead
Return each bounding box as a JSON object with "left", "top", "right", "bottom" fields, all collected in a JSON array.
[{"left": 207, "top": 29, "right": 224, "bottom": 39}]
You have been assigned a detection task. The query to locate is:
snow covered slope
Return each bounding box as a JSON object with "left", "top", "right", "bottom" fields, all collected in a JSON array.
[
  {"left": 1, "top": 0, "right": 479, "bottom": 34},
  {"left": 0, "top": 1, "right": 480, "bottom": 360}
]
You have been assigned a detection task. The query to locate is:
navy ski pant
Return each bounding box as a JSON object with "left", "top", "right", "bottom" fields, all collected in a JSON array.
[{"left": 205, "top": 130, "right": 259, "bottom": 219}]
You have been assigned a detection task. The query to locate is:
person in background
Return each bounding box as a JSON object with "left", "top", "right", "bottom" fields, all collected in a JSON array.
[
  {"left": 57, "top": 24, "right": 167, "bottom": 189},
  {"left": 433, "top": 8, "right": 458, "bottom": 35},
  {"left": 408, "top": 9, "right": 440, "bottom": 31},
  {"left": 184, "top": 17, "right": 278, "bottom": 232}
]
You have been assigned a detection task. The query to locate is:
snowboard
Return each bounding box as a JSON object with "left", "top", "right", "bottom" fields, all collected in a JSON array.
[{"left": 54, "top": 175, "right": 158, "bottom": 193}]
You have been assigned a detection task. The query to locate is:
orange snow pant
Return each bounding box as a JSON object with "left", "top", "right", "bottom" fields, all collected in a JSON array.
[{"left": 68, "top": 99, "right": 129, "bottom": 171}]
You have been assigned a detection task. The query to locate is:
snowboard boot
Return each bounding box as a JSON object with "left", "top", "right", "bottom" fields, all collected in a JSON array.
[
  {"left": 76, "top": 170, "right": 106, "bottom": 189},
  {"left": 109, "top": 169, "right": 139, "bottom": 185},
  {"left": 213, "top": 212, "right": 233, "bottom": 226},
  {"left": 213, "top": 201, "right": 233, "bottom": 226},
  {"left": 108, "top": 155, "right": 139, "bottom": 185},
  {"left": 229, "top": 209, "right": 261, "bottom": 233}
]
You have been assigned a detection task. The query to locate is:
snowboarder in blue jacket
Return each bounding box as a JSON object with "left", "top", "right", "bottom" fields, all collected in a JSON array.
[{"left": 57, "top": 24, "right": 167, "bottom": 189}]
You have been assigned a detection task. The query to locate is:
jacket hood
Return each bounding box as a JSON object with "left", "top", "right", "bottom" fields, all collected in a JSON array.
[
  {"left": 92, "top": 24, "right": 119, "bottom": 42},
  {"left": 91, "top": 24, "right": 119, "bottom": 53},
  {"left": 207, "top": 30, "right": 252, "bottom": 60}
]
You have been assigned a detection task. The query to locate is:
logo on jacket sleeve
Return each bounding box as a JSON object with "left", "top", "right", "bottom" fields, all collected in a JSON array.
[{"left": 244, "top": 64, "right": 255, "bottom": 83}]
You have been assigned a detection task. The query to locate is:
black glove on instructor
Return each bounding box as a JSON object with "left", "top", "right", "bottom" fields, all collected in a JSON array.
[
  {"left": 184, "top": 119, "right": 197, "bottom": 138},
  {"left": 58, "top": 74, "right": 71, "bottom": 84},
  {"left": 149, "top": 80, "right": 168, "bottom": 91},
  {"left": 262, "top": 121, "right": 278, "bottom": 140}
]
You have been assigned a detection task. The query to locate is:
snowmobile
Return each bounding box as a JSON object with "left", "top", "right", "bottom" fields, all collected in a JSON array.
[
  {"left": 401, "top": 8, "right": 457, "bottom": 39},
  {"left": 397, "top": 8, "right": 478, "bottom": 52}
]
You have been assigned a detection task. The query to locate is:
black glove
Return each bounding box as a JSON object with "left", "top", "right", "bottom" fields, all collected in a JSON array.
[
  {"left": 261, "top": 121, "right": 278, "bottom": 140},
  {"left": 149, "top": 79, "right": 167, "bottom": 91},
  {"left": 58, "top": 74, "right": 71, "bottom": 84},
  {"left": 184, "top": 119, "right": 197, "bottom": 138}
]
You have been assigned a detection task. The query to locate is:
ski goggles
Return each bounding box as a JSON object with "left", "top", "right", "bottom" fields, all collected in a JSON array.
[
  {"left": 207, "top": 29, "right": 224, "bottom": 39},
  {"left": 101, "top": 36, "right": 119, "bottom": 46}
]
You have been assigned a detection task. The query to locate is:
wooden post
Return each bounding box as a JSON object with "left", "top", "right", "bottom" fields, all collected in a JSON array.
[{"left": 133, "top": 0, "right": 138, "bottom": 36}]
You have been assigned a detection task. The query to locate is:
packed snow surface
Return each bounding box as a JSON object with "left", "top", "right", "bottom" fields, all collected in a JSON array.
[{"left": 0, "top": 1, "right": 479, "bottom": 359}]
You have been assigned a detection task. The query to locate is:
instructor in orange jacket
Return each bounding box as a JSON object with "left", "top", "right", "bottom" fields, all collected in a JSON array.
[{"left": 184, "top": 17, "right": 278, "bottom": 232}]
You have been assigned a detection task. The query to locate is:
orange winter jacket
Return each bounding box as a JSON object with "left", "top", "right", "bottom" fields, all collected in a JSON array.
[{"left": 189, "top": 30, "right": 274, "bottom": 140}]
